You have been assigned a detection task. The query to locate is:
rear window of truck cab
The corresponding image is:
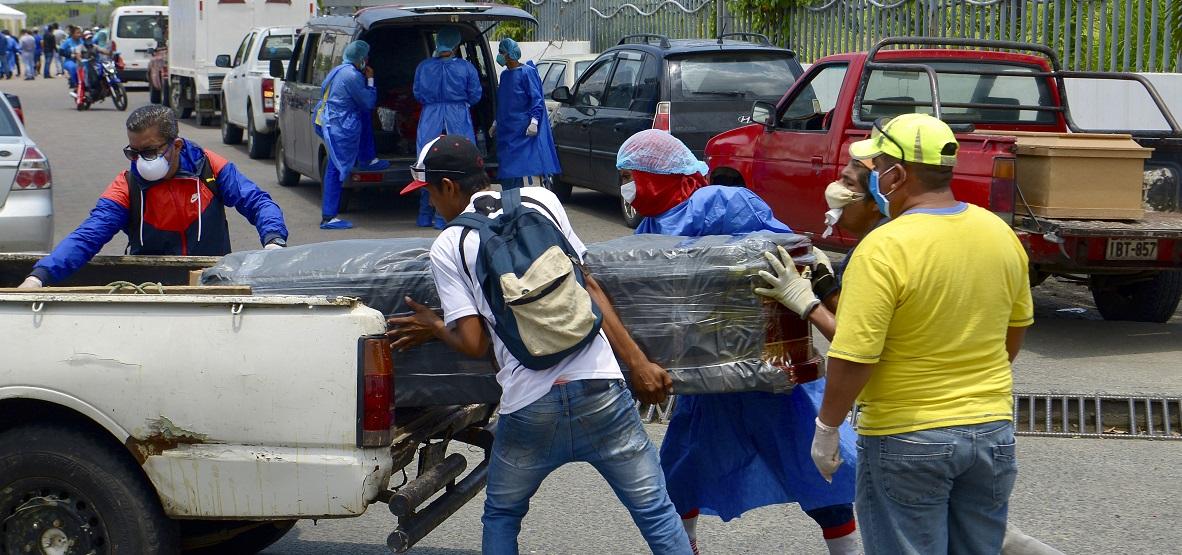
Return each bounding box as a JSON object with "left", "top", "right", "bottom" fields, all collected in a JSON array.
[
  {"left": 668, "top": 52, "right": 798, "bottom": 101},
  {"left": 258, "top": 34, "right": 294, "bottom": 61},
  {"left": 861, "top": 61, "right": 1056, "bottom": 124}
]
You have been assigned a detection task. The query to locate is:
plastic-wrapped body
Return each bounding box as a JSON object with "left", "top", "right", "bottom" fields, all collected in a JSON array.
[{"left": 201, "top": 233, "right": 823, "bottom": 405}]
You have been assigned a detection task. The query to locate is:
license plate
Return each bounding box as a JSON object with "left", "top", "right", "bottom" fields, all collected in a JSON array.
[{"left": 1105, "top": 239, "right": 1159, "bottom": 261}]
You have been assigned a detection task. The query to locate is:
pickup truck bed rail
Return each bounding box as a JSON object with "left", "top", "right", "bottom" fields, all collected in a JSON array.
[{"left": 1028, "top": 213, "right": 1182, "bottom": 239}]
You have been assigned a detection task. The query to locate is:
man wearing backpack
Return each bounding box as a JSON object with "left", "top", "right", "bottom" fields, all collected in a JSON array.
[
  {"left": 18, "top": 105, "right": 288, "bottom": 288},
  {"left": 388, "top": 135, "right": 691, "bottom": 554}
]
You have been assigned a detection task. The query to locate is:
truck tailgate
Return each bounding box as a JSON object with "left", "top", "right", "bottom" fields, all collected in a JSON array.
[{"left": 1030, "top": 212, "right": 1182, "bottom": 238}]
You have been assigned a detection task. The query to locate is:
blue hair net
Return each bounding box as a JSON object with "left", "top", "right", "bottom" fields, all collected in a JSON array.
[
  {"left": 434, "top": 28, "right": 461, "bottom": 56},
  {"left": 616, "top": 129, "right": 710, "bottom": 176},
  {"left": 343, "top": 40, "right": 369, "bottom": 66},
  {"left": 498, "top": 37, "right": 521, "bottom": 61}
]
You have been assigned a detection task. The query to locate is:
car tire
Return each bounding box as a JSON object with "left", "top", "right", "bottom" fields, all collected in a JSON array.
[
  {"left": 0, "top": 423, "right": 179, "bottom": 554},
  {"left": 246, "top": 108, "right": 273, "bottom": 160},
  {"left": 170, "top": 78, "right": 192, "bottom": 119},
  {"left": 1091, "top": 271, "right": 1182, "bottom": 323},
  {"left": 620, "top": 196, "right": 643, "bottom": 229},
  {"left": 197, "top": 111, "right": 216, "bottom": 127},
  {"left": 275, "top": 134, "right": 301, "bottom": 187},
  {"left": 220, "top": 98, "right": 243, "bottom": 145},
  {"left": 548, "top": 176, "right": 573, "bottom": 202},
  {"left": 179, "top": 519, "right": 296, "bottom": 554},
  {"left": 149, "top": 84, "right": 162, "bottom": 104}
]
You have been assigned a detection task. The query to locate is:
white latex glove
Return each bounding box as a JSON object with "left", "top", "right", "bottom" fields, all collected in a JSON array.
[
  {"left": 488, "top": 121, "right": 497, "bottom": 138},
  {"left": 18, "top": 276, "right": 43, "bottom": 288},
  {"left": 264, "top": 242, "right": 284, "bottom": 250},
  {"left": 811, "top": 417, "right": 843, "bottom": 483},
  {"left": 754, "top": 246, "right": 820, "bottom": 317},
  {"left": 812, "top": 246, "right": 833, "bottom": 275},
  {"left": 526, "top": 118, "right": 539, "bottom": 137}
]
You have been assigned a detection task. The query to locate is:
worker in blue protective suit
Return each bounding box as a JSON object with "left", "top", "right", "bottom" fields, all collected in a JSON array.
[
  {"left": 59, "top": 26, "right": 83, "bottom": 89},
  {"left": 314, "top": 40, "right": 390, "bottom": 230},
  {"left": 493, "top": 38, "right": 560, "bottom": 191},
  {"left": 412, "top": 26, "right": 482, "bottom": 228},
  {"left": 0, "top": 30, "right": 16, "bottom": 79},
  {"left": 616, "top": 129, "right": 861, "bottom": 555}
]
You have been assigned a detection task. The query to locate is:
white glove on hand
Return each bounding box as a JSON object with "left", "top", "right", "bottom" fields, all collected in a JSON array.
[
  {"left": 488, "top": 121, "right": 497, "bottom": 138},
  {"left": 264, "top": 242, "right": 284, "bottom": 250},
  {"left": 18, "top": 276, "right": 43, "bottom": 289},
  {"left": 812, "top": 246, "right": 833, "bottom": 275},
  {"left": 811, "top": 417, "right": 843, "bottom": 483},
  {"left": 754, "top": 246, "right": 820, "bottom": 317},
  {"left": 526, "top": 118, "right": 539, "bottom": 137}
]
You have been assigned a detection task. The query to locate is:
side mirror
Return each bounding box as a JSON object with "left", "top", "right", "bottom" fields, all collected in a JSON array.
[
  {"left": 214, "top": 54, "right": 232, "bottom": 68},
  {"left": 751, "top": 101, "right": 776, "bottom": 127},
  {"left": 269, "top": 59, "right": 284, "bottom": 79},
  {"left": 551, "top": 86, "right": 572, "bottom": 104}
]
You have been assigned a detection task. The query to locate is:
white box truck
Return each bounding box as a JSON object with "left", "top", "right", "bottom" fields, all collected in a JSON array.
[{"left": 167, "top": 0, "right": 316, "bottom": 126}]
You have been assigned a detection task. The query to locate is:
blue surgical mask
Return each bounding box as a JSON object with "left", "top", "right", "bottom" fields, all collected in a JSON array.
[
  {"left": 868, "top": 166, "right": 900, "bottom": 217},
  {"left": 496, "top": 53, "right": 506, "bottom": 67}
]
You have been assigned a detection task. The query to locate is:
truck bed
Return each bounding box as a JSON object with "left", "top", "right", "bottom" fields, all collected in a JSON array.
[{"left": 1023, "top": 212, "right": 1182, "bottom": 238}]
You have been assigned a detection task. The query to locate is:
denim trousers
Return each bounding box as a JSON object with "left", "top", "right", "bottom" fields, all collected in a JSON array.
[
  {"left": 482, "top": 379, "right": 691, "bottom": 555},
  {"left": 856, "top": 420, "right": 1017, "bottom": 555}
]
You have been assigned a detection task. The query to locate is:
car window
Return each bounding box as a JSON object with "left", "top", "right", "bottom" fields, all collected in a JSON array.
[
  {"left": 534, "top": 62, "right": 550, "bottom": 79},
  {"left": 779, "top": 63, "right": 848, "bottom": 131},
  {"left": 0, "top": 100, "right": 19, "bottom": 136},
  {"left": 862, "top": 61, "right": 1055, "bottom": 124},
  {"left": 258, "top": 34, "right": 294, "bottom": 61},
  {"left": 669, "top": 52, "right": 799, "bottom": 101},
  {"left": 603, "top": 52, "right": 643, "bottom": 109},
  {"left": 542, "top": 63, "right": 565, "bottom": 96},
  {"left": 575, "top": 61, "right": 592, "bottom": 79},
  {"left": 310, "top": 33, "right": 339, "bottom": 85},
  {"left": 115, "top": 15, "right": 161, "bottom": 39},
  {"left": 574, "top": 57, "right": 613, "bottom": 107},
  {"left": 232, "top": 33, "right": 253, "bottom": 67},
  {"left": 288, "top": 33, "right": 307, "bottom": 82}
]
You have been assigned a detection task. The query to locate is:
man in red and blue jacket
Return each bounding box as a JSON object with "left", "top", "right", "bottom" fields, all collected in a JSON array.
[{"left": 20, "top": 105, "right": 287, "bottom": 287}]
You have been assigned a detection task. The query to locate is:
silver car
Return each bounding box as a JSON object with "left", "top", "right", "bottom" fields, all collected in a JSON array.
[{"left": 0, "top": 92, "right": 52, "bottom": 253}]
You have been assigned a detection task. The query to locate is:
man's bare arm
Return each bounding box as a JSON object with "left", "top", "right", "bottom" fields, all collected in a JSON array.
[
  {"left": 584, "top": 273, "right": 672, "bottom": 405},
  {"left": 817, "top": 357, "right": 873, "bottom": 427}
]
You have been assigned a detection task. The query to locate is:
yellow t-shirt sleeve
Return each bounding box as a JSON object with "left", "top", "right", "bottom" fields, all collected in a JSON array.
[
  {"left": 1009, "top": 245, "right": 1035, "bottom": 328},
  {"left": 828, "top": 251, "right": 900, "bottom": 364}
]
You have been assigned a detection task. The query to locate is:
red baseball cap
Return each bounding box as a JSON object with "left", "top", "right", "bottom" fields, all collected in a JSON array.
[{"left": 399, "top": 135, "right": 485, "bottom": 195}]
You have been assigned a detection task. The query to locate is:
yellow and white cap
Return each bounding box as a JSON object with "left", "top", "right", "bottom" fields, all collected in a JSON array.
[{"left": 849, "top": 113, "right": 959, "bottom": 167}]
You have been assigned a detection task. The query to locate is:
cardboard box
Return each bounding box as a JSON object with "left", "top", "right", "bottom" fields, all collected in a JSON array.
[{"left": 981, "top": 131, "right": 1151, "bottom": 220}]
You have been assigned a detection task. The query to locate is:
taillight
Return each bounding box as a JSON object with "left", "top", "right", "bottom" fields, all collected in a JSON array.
[
  {"left": 358, "top": 336, "right": 394, "bottom": 447},
  {"left": 653, "top": 101, "right": 670, "bottom": 131},
  {"left": 12, "top": 146, "right": 50, "bottom": 191},
  {"left": 12, "top": 107, "right": 23, "bottom": 125},
  {"left": 991, "top": 158, "right": 1016, "bottom": 225},
  {"left": 110, "top": 39, "right": 116, "bottom": 53},
  {"left": 262, "top": 78, "right": 275, "bottom": 113}
]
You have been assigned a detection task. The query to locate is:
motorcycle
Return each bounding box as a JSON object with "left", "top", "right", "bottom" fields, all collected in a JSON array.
[{"left": 72, "top": 53, "right": 127, "bottom": 112}]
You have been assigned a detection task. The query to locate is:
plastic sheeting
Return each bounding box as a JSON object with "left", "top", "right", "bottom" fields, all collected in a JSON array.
[{"left": 201, "top": 233, "right": 820, "bottom": 405}]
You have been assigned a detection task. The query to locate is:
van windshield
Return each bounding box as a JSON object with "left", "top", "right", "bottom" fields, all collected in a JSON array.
[
  {"left": 115, "top": 15, "right": 162, "bottom": 40},
  {"left": 258, "top": 35, "right": 295, "bottom": 61},
  {"left": 669, "top": 52, "right": 798, "bottom": 100}
]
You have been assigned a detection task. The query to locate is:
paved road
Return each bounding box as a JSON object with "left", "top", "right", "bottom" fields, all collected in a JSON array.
[{"left": 6, "top": 77, "right": 1180, "bottom": 553}]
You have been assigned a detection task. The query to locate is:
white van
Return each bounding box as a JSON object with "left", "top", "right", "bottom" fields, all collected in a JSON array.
[{"left": 109, "top": 5, "right": 168, "bottom": 83}]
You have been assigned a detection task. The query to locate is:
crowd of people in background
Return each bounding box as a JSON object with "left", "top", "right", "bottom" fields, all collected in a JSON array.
[{"left": 0, "top": 23, "right": 112, "bottom": 84}]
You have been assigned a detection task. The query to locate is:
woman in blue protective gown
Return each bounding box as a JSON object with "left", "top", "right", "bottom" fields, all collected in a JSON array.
[
  {"left": 314, "top": 39, "right": 389, "bottom": 230},
  {"left": 615, "top": 129, "right": 860, "bottom": 555},
  {"left": 413, "top": 26, "right": 482, "bottom": 228},
  {"left": 493, "top": 38, "right": 560, "bottom": 190}
]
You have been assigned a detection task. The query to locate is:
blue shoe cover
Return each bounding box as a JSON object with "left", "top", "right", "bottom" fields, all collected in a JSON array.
[{"left": 320, "top": 218, "right": 354, "bottom": 230}]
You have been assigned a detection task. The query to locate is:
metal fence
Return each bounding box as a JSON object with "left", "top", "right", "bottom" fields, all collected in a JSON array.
[{"left": 525, "top": 0, "right": 1180, "bottom": 72}]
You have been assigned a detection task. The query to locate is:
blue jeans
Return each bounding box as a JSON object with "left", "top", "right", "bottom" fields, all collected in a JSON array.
[
  {"left": 482, "top": 379, "right": 690, "bottom": 555},
  {"left": 856, "top": 420, "right": 1017, "bottom": 555}
]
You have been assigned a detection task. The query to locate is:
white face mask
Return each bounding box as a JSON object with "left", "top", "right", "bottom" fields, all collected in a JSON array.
[
  {"left": 620, "top": 181, "right": 637, "bottom": 204},
  {"left": 822, "top": 208, "right": 842, "bottom": 238},
  {"left": 136, "top": 148, "right": 172, "bottom": 182}
]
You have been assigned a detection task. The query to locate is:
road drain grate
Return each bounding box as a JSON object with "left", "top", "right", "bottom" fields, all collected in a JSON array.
[{"left": 639, "top": 393, "right": 1182, "bottom": 440}]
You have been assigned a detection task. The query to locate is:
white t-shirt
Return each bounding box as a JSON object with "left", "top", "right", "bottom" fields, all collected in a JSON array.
[{"left": 429, "top": 187, "right": 622, "bottom": 414}]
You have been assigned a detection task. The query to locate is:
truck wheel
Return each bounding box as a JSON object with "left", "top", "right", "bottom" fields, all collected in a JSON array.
[
  {"left": 179, "top": 519, "right": 296, "bottom": 554},
  {"left": 149, "top": 84, "right": 162, "bottom": 104},
  {"left": 246, "top": 109, "right": 273, "bottom": 159},
  {"left": 0, "top": 424, "right": 178, "bottom": 554},
  {"left": 170, "top": 78, "right": 192, "bottom": 119},
  {"left": 275, "top": 135, "right": 300, "bottom": 187},
  {"left": 1091, "top": 271, "right": 1182, "bottom": 323},
  {"left": 220, "top": 96, "right": 242, "bottom": 145}
]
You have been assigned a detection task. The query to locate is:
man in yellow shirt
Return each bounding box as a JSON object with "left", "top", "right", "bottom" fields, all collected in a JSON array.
[{"left": 756, "top": 113, "right": 1033, "bottom": 554}]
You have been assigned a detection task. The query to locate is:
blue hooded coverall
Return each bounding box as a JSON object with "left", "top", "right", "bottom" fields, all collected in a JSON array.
[
  {"left": 316, "top": 61, "right": 377, "bottom": 220},
  {"left": 495, "top": 59, "right": 560, "bottom": 188},
  {"left": 413, "top": 28, "right": 482, "bottom": 224}
]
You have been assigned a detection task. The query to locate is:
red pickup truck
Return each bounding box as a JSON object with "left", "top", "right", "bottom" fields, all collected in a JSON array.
[{"left": 706, "top": 37, "right": 1182, "bottom": 323}]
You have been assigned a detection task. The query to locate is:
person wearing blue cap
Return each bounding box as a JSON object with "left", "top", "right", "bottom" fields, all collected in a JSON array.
[
  {"left": 493, "top": 38, "right": 560, "bottom": 191},
  {"left": 412, "top": 26, "right": 482, "bottom": 228},
  {"left": 314, "top": 39, "right": 390, "bottom": 230}
]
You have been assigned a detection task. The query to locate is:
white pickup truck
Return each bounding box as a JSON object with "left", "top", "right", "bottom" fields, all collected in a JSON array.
[
  {"left": 219, "top": 26, "right": 296, "bottom": 160},
  {"left": 0, "top": 254, "right": 494, "bottom": 554}
]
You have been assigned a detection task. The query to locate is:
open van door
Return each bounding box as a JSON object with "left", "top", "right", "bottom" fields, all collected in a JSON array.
[{"left": 354, "top": 3, "right": 536, "bottom": 27}]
